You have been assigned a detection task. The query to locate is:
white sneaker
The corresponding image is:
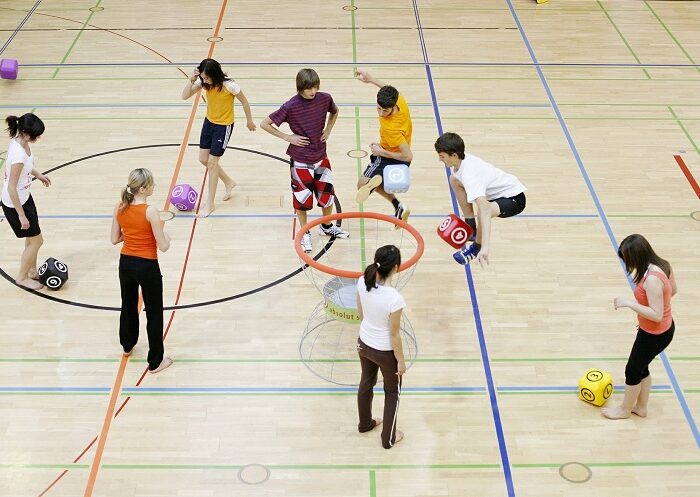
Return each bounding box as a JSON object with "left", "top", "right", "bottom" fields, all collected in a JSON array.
[
  {"left": 318, "top": 224, "right": 350, "bottom": 238},
  {"left": 301, "top": 231, "right": 313, "bottom": 253}
]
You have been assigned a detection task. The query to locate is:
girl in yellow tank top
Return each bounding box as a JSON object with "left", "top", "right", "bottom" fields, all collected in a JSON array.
[{"left": 181, "top": 59, "right": 256, "bottom": 217}]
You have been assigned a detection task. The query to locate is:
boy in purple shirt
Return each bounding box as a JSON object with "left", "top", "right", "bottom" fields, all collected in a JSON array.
[{"left": 261, "top": 68, "right": 349, "bottom": 253}]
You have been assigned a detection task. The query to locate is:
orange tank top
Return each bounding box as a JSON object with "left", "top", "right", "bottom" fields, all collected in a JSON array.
[
  {"left": 633, "top": 269, "right": 673, "bottom": 334},
  {"left": 116, "top": 203, "right": 158, "bottom": 260}
]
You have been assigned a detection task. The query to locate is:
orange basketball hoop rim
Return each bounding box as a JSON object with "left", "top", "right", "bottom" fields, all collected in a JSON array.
[{"left": 294, "top": 211, "right": 425, "bottom": 279}]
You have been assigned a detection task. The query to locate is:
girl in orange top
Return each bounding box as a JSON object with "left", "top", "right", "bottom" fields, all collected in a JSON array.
[
  {"left": 111, "top": 168, "right": 173, "bottom": 374},
  {"left": 603, "top": 234, "right": 677, "bottom": 419}
]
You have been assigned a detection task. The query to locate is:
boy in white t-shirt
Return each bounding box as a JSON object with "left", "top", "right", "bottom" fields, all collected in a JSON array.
[{"left": 434, "top": 132, "right": 526, "bottom": 266}]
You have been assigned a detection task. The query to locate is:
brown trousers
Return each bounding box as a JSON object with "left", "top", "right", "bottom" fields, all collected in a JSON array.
[{"left": 357, "top": 338, "right": 402, "bottom": 449}]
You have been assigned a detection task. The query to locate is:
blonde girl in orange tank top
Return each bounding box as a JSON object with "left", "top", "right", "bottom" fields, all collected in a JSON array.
[
  {"left": 603, "top": 234, "right": 677, "bottom": 420},
  {"left": 111, "top": 168, "right": 173, "bottom": 374}
]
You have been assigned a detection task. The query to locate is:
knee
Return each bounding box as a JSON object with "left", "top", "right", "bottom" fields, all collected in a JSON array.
[
  {"left": 624, "top": 363, "right": 642, "bottom": 386},
  {"left": 33, "top": 234, "right": 44, "bottom": 247}
]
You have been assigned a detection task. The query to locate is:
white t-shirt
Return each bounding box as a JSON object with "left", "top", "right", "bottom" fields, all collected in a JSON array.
[
  {"left": 192, "top": 79, "right": 241, "bottom": 95},
  {"left": 452, "top": 153, "right": 526, "bottom": 203},
  {"left": 2, "top": 138, "right": 34, "bottom": 208},
  {"left": 356, "top": 277, "right": 406, "bottom": 351}
]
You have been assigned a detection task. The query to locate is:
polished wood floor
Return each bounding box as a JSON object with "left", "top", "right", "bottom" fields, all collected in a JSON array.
[{"left": 1, "top": 1, "right": 700, "bottom": 496}]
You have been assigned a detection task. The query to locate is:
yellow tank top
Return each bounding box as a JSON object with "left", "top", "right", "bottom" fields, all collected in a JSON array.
[{"left": 206, "top": 85, "right": 236, "bottom": 125}]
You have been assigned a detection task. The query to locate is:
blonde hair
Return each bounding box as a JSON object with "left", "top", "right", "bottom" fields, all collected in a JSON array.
[{"left": 120, "top": 168, "right": 154, "bottom": 213}]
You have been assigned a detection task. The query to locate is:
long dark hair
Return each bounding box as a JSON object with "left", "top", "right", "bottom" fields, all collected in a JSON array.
[
  {"left": 618, "top": 234, "right": 671, "bottom": 284},
  {"left": 363, "top": 245, "right": 402, "bottom": 292},
  {"left": 6, "top": 113, "right": 45, "bottom": 140},
  {"left": 198, "top": 58, "right": 230, "bottom": 91}
]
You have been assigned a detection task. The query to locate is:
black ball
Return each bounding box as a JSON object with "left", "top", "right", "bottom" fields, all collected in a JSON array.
[{"left": 38, "top": 257, "right": 69, "bottom": 290}]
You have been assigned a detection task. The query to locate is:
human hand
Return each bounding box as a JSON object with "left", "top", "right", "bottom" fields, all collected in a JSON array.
[
  {"left": 476, "top": 250, "right": 490, "bottom": 267},
  {"left": 370, "top": 142, "right": 384, "bottom": 155},
  {"left": 613, "top": 297, "right": 630, "bottom": 310},
  {"left": 19, "top": 213, "right": 30, "bottom": 230},
  {"left": 321, "top": 128, "right": 331, "bottom": 142},
  {"left": 246, "top": 120, "right": 257, "bottom": 131},
  {"left": 396, "top": 360, "right": 406, "bottom": 376},
  {"left": 287, "top": 134, "right": 310, "bottom": 147},
  {"left": 190, "top": 69, "right": 200, "bottom": 83},
  {"left": 356, "top": 70, "right": 373, "bottom": 83},
  {"left": 37, "top": 174, "right": 51, "bottom": 187}
]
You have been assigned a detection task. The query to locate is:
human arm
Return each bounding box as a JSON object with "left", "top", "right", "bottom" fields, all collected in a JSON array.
[
  {"left": 31, "top": 168, "right": 51, "bottom": 187},
  {"left": 356, "top": 291, "right": 363, "bottom": 321},
  {"left": 235, "top": 90, "right": 256, "bottom": 131},
  {"left": 321, "top": 109, "right": 338, "bottom": 142},
  {"left": 7, "top": 163, "right": 29, "bottom": 229},
  {"left": 260, "top": 116, "right": 310, "bottom": 147},
  {"left": 369, "top": 141, "right": 413, "bottom": 163},
  {"left": 670, "top": 269, "right": 678, "bottom": 297},
  {"left": 146, "top": 205, "right": 171, "bottom": 252},
  {"left": 389, "top": 308, "right": 406, "bottom": 376},
  {"left": 181, "top": 69, "right": 201, "bottom": 100},
  {"left": 110, "top": 203, "right": 124, "bottom": 245},
  {"left": 614, "top": 275, "right": 665, "bottom": 322},
  {"left": 473, "top": 196, "right": 493, "bottom": 266},
  {"left": 356, "top": 70, "right": 388, "bottom": 89}
]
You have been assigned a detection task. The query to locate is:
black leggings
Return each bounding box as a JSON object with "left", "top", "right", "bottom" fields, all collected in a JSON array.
[
  {"left": 625, "top": 321, "right": 674, "bottom": 385},
  {"left": 119, "top": 255, "right": 164, "bottom": 370}
]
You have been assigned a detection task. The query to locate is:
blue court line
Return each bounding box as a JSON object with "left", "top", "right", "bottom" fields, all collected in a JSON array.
[
  {"left": 411, "top": 1, "right": 515, "bottom": 496},
  {"left": 0, "top": 385, "right": 673, "bottom": 394},
  {"left": 0, "top": 213, "right": 600, "bottom": 220},
  {"left": 505, "top": 0, "right": 700, "bottom": 451},
  {"left": 0, "top": 103, "right": 549, "bottom": 109},
  {"left": 0, "top": 0, "right": 42, "bottom": 56},
  {"left": 18, "top": 61, "right": 700, "bottom": 68}
]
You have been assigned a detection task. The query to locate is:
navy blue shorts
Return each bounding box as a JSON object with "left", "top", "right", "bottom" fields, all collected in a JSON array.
[
  {"left": 200, "top": 118, "right": 233, "bottom": 157},
  {"left": 362, "top": 154, "right": 411, "bottom": 179}
]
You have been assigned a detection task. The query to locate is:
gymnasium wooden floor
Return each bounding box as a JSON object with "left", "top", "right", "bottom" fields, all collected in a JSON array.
[{"left": 1, "top": 1, "right": 700, "bottom": 496}]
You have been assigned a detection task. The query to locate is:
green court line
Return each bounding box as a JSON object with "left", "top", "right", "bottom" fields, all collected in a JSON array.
[
  {"left": 51, "top": 0, "right": 103, "bottom": 79},
  {"left": 644, "top": 1, "right": 700, "bottom": 76},
  {"left": 3, "top": 460, "right": 700, "bottom": 470},
  {"left": 369, "top": 470, "right": 376, "bottom": 497},
  {"left": 596, "top": 0, "right": 651, "bottom": 79},
  {"left": 668, "top": 106, "right": 700, "bottom": 157}
]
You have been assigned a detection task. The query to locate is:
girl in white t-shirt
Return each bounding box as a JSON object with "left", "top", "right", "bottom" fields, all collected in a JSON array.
[
  {"left": 1, "top": 114, "right": 51, "bottom": 290},
  {"left": 356, "top": 244, "right": 407, "bottom": 449}
]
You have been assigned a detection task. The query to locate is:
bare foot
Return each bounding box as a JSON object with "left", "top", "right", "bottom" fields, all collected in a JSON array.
[
  {"left": 222, "top": 181, "right": 237, "bottom": 201},
  {"left": 393, "top": 430, "right": 404, "bottom": 444},
  {"left": 197, "top": 205, "right": 215, "bottom": 218},
  {"left": 16, "top": 278, "right": 44, "bottom": 290},
  {"left": 149, "top": 356, "right": 173, "bottom": 374},
  {"left": 28, "top": 269, "right": 39, "bottom": 280},
  {"left": 601, "top": 406, "right": 632, "bottom": 419},
  {"left": 371, "top": 418, "right": 382, "bottom": 430},
  {"left": 631, "top": 406, "right": 647, "bottom": 418}
]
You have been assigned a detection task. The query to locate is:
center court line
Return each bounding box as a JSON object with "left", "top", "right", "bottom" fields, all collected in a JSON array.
[
  {"left": 505, "top": 0, "right": 700, "bottom": 451},
  {"left": 411, "top": 1, "right": 515, "bottom": 496}
]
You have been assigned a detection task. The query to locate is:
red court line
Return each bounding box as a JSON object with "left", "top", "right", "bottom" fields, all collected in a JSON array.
[
  {"left": 674, "top": 155, "right": 700, "bottom": 200},
  {"left": 36, "top": 1, "right": 229, "bottom": 495}
]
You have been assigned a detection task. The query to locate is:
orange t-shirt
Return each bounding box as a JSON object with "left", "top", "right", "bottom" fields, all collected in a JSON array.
[
  {"left": 117, "top": 203, "right": 157, "bottom": 260},
  {"left": 633, "top": 269, "right": 673, "bottom": 334}
]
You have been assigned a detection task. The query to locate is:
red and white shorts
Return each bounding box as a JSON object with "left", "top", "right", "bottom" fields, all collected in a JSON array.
[{"left": 290, "top": 157, "right": 335, "bottom": 211}]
